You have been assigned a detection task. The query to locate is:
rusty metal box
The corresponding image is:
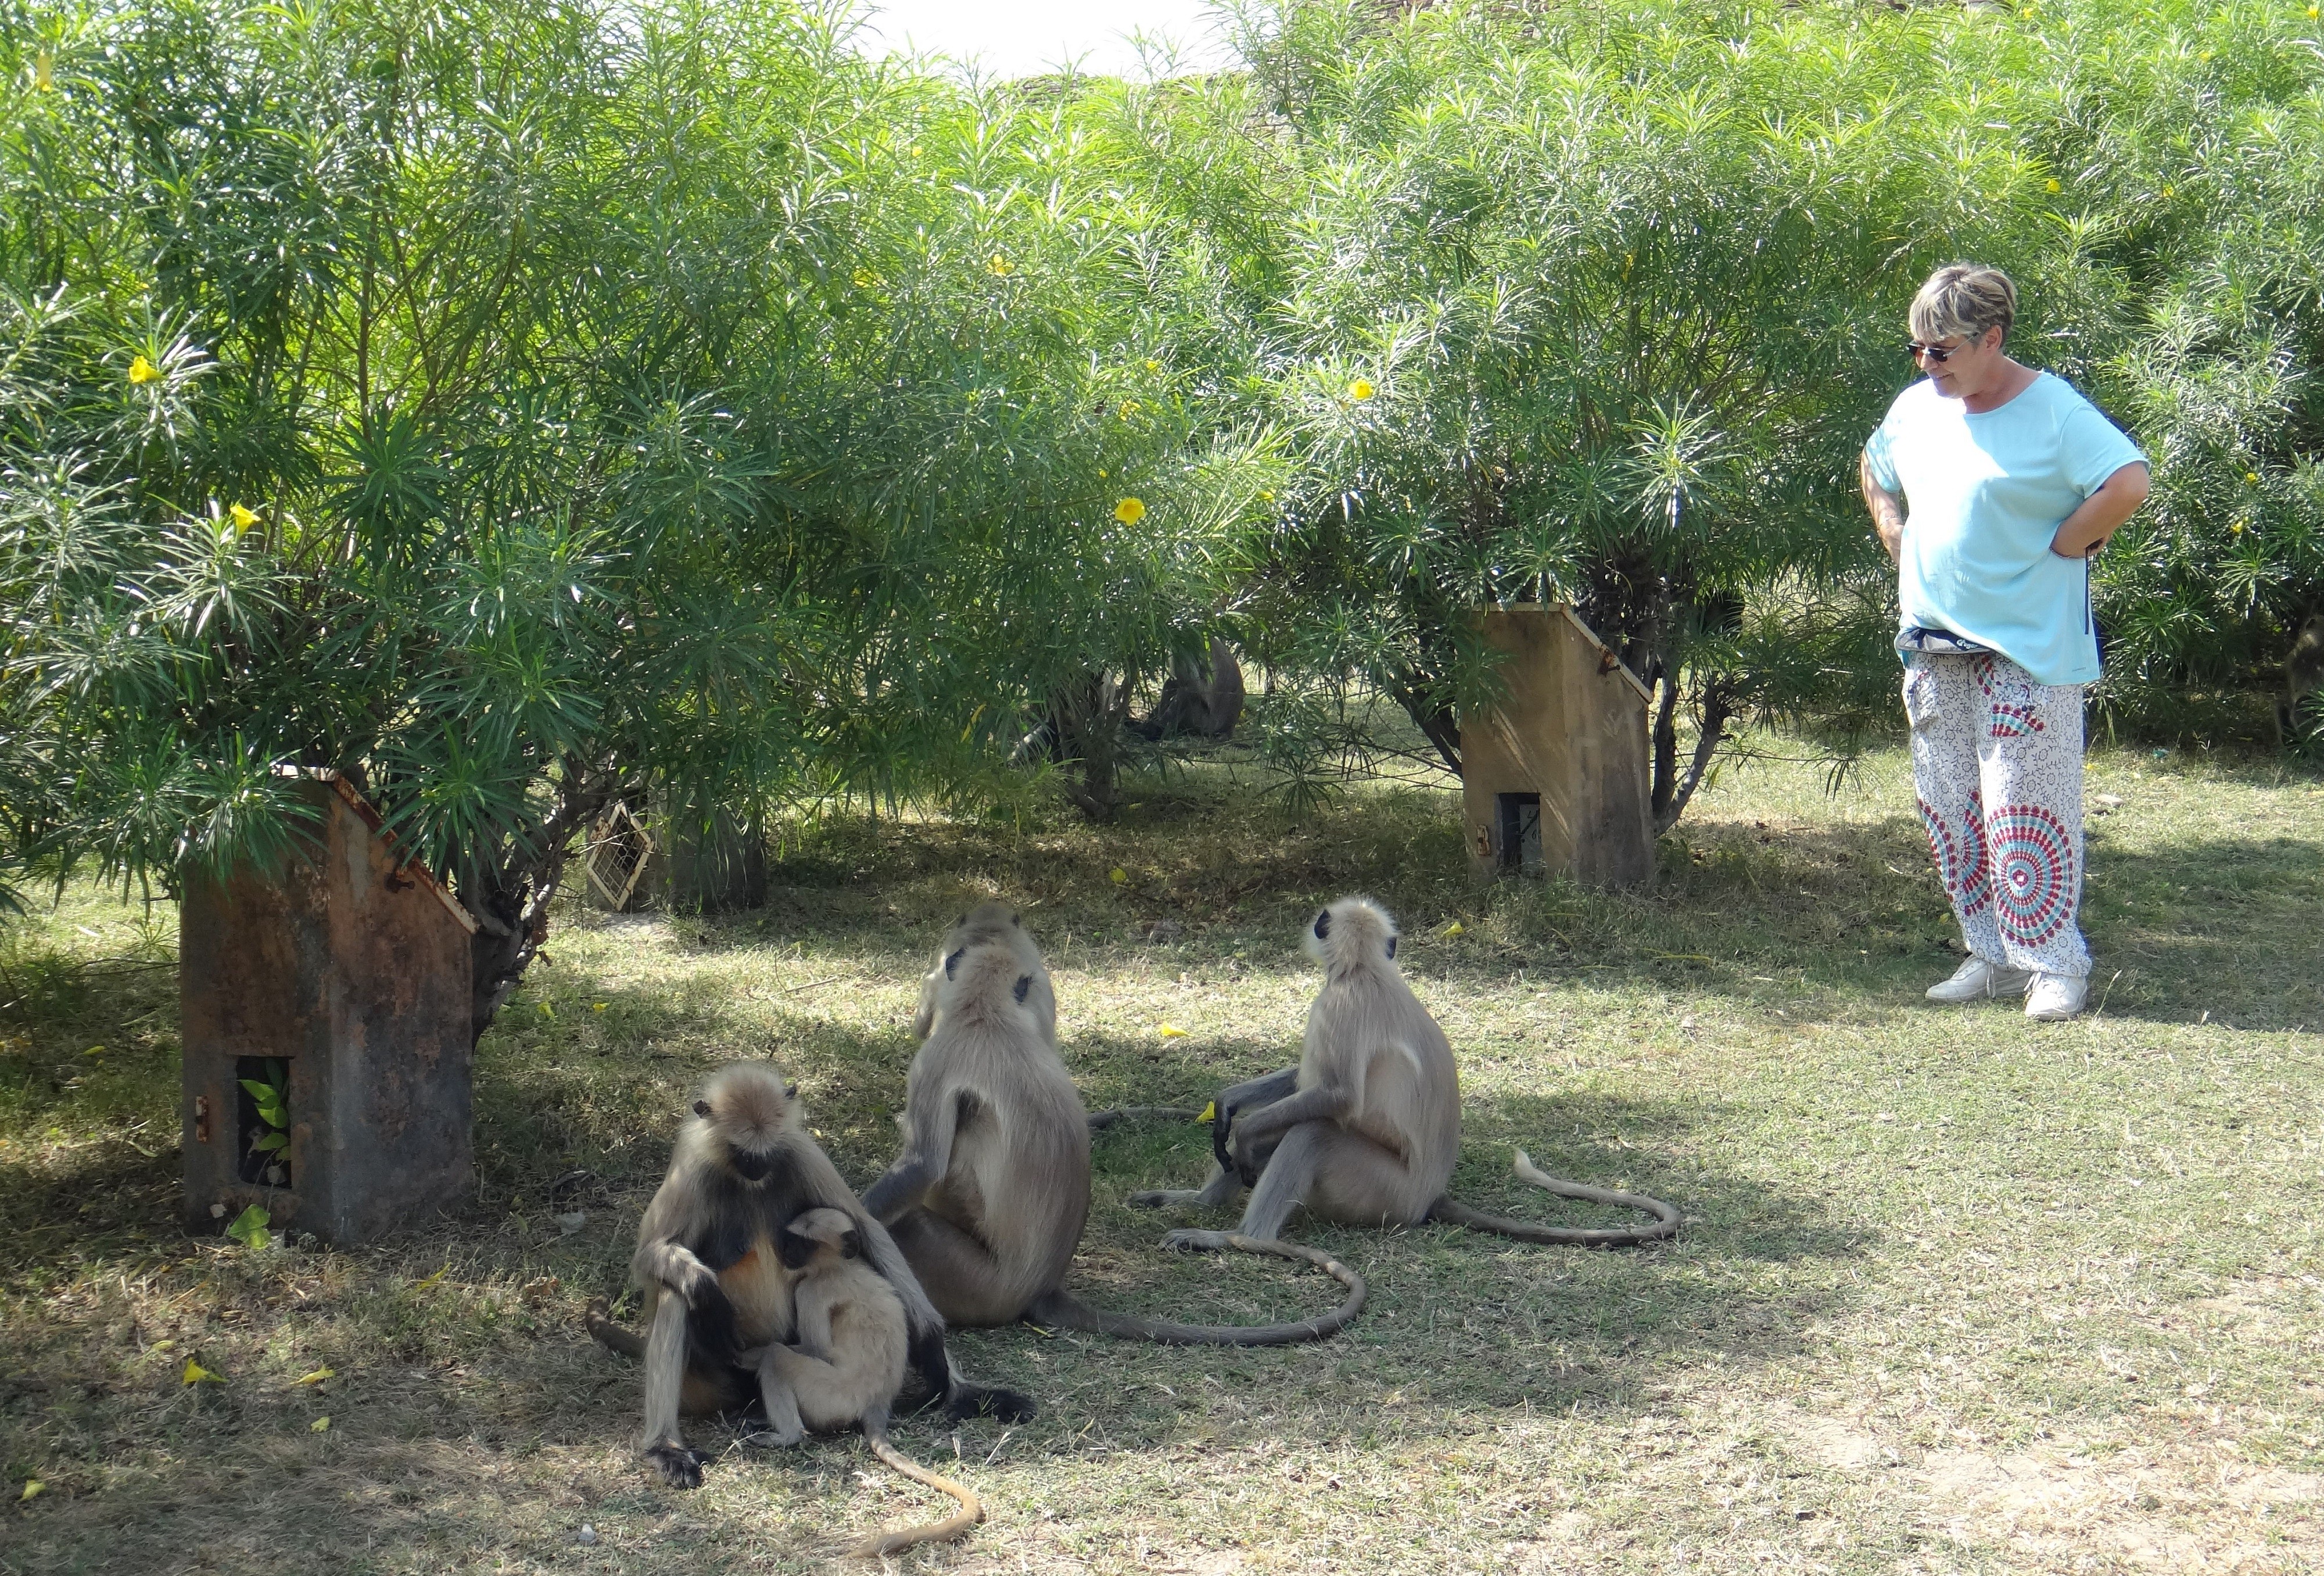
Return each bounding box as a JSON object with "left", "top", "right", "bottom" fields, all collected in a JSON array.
[{"left": 180, "top": 772, "right": 479, "bottom": 1244}]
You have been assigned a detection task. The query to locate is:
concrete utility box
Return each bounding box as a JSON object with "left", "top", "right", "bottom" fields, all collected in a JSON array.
[
  {"left": 1459, "top": 604, "right": 1655, "bottom": 888},
  {"left": 180, "top": 771, "right": 478, "bottom": 1244}
]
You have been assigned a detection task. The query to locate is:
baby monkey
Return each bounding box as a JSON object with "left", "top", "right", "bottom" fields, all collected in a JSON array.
[{"left": 758, "top": 1207, "right": 984, "bottom": 1559}]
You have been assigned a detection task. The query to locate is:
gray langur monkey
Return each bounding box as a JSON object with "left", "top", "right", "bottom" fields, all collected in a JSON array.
[
  {"left": 582, "top": 1062, "right": 1032, "bottom": 1489},
  {"left": 1130, "top": 896, "right": 1680, "bottom": 1250},
  {"left": 911, "top": 900, "right": 1056, "bottom": 1046},
  {"left": 862, "top": 908, "right": 1365, "bottom": 1345},
  {"left": 752, "top": 1208, "right": 984, "bottom": 1559},
  {"left": 2281, "top": 612, "right": 2324, "bottom": 743}
]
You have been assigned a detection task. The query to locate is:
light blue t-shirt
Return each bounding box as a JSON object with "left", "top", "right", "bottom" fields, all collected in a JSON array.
[{"left": 1863, "top": 371, "right": 2145, "bottom": 687}]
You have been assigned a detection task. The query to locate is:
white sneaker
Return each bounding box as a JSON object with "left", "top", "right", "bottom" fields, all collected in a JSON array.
[
  {"left": 2025, "top": 972, "right": 2088, "bottom": 1020},
  {"left": 1926, "top": 956, "right": 2033, "bottom": 1003}
]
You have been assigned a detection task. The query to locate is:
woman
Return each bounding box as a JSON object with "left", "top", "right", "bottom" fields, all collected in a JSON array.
[{"left": 1860, "top": 264, "right": 2150, "bottom": 1020}]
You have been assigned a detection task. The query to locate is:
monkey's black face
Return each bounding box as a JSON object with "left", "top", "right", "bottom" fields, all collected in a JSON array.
[
  {"left": 1313, "top": 909, "right": 1331, "bottom": 941},
  {"left": 730, "top": 1147, "right": 773, "bottom": 1183},
  {"left": 1386, "top": 934, "right": 1398, "bottom": 959}
]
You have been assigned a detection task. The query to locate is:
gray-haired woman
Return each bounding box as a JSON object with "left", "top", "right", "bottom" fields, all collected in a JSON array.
[{"left": 1860, "top": 264, "right": 2150, "bottom": 1021}]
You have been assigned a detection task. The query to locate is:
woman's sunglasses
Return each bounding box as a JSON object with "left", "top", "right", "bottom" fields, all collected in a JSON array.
[{"left": 1906, "top": 339, "right": 1972, "bottom": 363}]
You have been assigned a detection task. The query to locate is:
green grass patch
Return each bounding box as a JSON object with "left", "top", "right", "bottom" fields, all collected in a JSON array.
[{"left": 3, "top": 744, "right": 2321, "bottom": 1573}]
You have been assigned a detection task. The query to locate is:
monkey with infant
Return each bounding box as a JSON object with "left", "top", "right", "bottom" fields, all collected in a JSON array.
[{"left": 585, "top": 1063, "right": 999, "bottom": 1552}]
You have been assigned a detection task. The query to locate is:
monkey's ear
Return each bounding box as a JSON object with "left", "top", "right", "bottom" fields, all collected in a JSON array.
[
  {"left": 944, "top": 948, "right": 966, "bottom": 979},
  {"left": 1013, "top": 975, "right": 1032, "bottom": 1005},
  {"left": 955, "top": 911, "right": 967, "bottom": 926},
  {"left": 1009, "top": 912, "right": 1021, "bottom": 927},
  {"left": 1313, "top": 909, "right": 1332, "bottom": 941},
  {"left": 1386, "top": 933, "right": 1398, "bottom": 959},
  {"left": 693, "top": 1099, "right": 713, "bottom": 1119}
]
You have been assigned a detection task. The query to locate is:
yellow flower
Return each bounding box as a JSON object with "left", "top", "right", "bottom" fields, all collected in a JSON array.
[
  {"left": 851, "top": 267, "right": 877, "bottom": 288},
  {"left": 987, "top": 253, "right": 1013, "bottom": 276},
  {"left": 1096, "top": 469, "right": 1107, "bottom": 479},
  {"left": 1109, "top": 867, "right": 1129, "bottom": 883},
  {"left": 1157, "top": 1023, "right": 1189, "bottom": 1040},
  {"left": 229, "top": 503, "right": 259, "bottom": 531},
  {"left": 2161, "top": 185, "right": 2175, "bottom": 198},
  {"left": 2045, "top": 178, "right": 2061, "bottom": 193},
  {"left": 182, "top": 1359, "right": 224, "bottom": 1386},
  {"left": 2199, "top": 49, "right": 2212, "bottom": 60},
  {"left": 1348, "top": 378, "right": 1376, "bottom": 402},
  {"left": 310, "top": 1416, "right": 331, "bottom": 1432},
  {"left": 34, "top": 52, "right": 53, "bottom": 91},
  {"left": 127, "top": 354, "right": 159, "bottom": 385},
  {"left": 2231, "top": 521, "right": 2246, "bottom": 534},
  {"left": 2310, "top": 5, "right": 2319, "bottom": 17},
  {"left": 591, "top": 1001, "right": 607, "bottom": 1012},
  {"left": 1143, "top": 359, "right": 1161, "bottom": 372},
  {"left": 1113, "top": 497, "right": 1146, "bottom": 525},
  {"left": 1258, "top": 489, "right": 1276, "bottom": 502},
  {"left": 1118, "top": 400, "right": 1141, "bottom": 420},
  {"left": 2245, "top": 471, "right": 2260, "bottom": 483}
]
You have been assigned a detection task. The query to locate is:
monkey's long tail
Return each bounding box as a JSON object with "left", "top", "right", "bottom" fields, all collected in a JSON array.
[
  {"left": 1429, "top": 1151, "right": 1681, "bottom": 1247},
  {"left": 1025, "top": 1235, "right": 1365, "bottom": 1346},
  {"left": 1085, "top": 1105, "right": 1202, "bottom": 1133},
  {"left": 584, "top": 1299, "right": 646, "bottom": 1359},
  {"left": 851, "top": 1429, "right": 984, "bottom": 1558}
]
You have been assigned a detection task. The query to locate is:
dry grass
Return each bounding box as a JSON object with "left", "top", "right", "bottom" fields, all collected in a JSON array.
[{"left": 3, "top": 740, "right": 2322, "bottom": 1574}]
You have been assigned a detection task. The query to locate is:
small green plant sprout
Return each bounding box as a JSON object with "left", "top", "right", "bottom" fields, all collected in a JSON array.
[
  {"left": 239, "top": 1058, "right": 290, "bottom": 1185},
  {"left": 224, "top": 1205, "right": 271, "bottom": 1251}
]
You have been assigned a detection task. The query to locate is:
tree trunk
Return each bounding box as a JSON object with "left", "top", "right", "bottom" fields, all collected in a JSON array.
[
  {"left": 1385, "top": 666, "right": 1462, "bottom": 776},
  {"left": 1047, "top": 673, "right": 1131, "bottom": 822},
  {"left": 1652, "top": 676, "right": 1734, "bottom": 834},
  {"left": 463, "top": 763, "right": 615, "bottom": 1046}
]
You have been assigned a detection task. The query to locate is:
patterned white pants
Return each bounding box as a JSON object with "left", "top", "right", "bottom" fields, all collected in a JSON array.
[{"left": 1902, "top": 651, "right": 2091, "bottom": 979}]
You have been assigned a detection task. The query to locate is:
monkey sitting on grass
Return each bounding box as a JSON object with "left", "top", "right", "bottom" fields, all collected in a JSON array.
[
  {"left": 745, "top": 1207, "right": 984, "bottom": 1559},
  {"left": 583, "top": 1062, "right": 1030, "bottom": 1492},
  {"left": 1132, "top": 896, "right": 1682, "bottom": 1249},
  {"left": 863, "top": 903, "right": 1365, "bottom": 1344}
]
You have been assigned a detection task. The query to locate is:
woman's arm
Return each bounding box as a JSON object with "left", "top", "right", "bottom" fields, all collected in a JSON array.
[
  {"left": 1861, "top": 450, "right": 1905, "bottom": 564},
  {"left": 2050, "top": 462, "right": 2150, "bottom": 558}
]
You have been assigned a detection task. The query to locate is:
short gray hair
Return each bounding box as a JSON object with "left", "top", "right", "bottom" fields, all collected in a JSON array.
[{"left": 1910, "top": 263, "right": 2017, "bottom": 346}]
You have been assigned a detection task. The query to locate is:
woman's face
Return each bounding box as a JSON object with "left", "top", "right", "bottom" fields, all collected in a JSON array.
[{"left": 1913, "top": 324, "right": 2006, "bottom": 402}]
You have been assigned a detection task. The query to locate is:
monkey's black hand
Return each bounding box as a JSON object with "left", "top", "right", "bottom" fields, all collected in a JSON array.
[{"left": 683, "top": 1280, "right": 745, "bottom": 1372}]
